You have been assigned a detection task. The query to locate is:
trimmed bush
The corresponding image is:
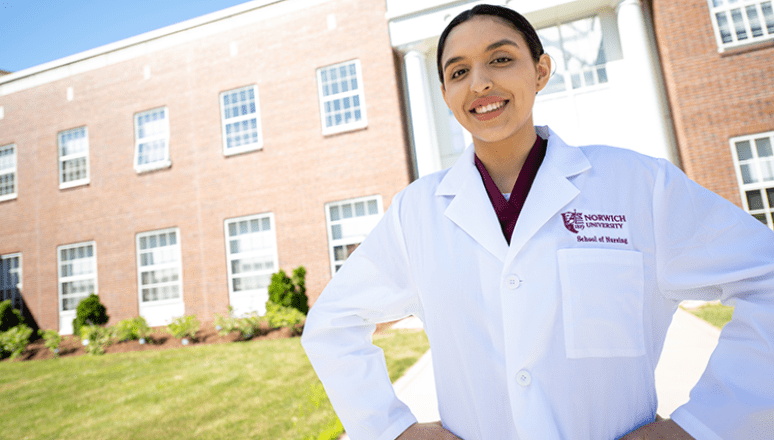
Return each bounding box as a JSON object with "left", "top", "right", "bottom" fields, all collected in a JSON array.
[
  {"left": 114, "top": 317, "right": 151, "bottom": 342},
  {"left": 0, "top": 299, "right": 22, "bottom": 332},
  {"left": 213, "top": 306, "right": 239, "bottom": 336},
  {"left": 268, "top": 266, "right": 309, "bottom": 315},
  {"left": 80, "top": 325, "right": 115, "bottom": 355},
  {"left": 264, "top": 302, "right": 305, "bottom": 335},
  {"left": 236, "top": 313, "right": 263, "bottom": 339},
  {"left": 72, "top": 294, "right": 109, "bottom": 337},
  {"left": 38, "top": 329, "right": 62, "bottom": 357},
  {"left": 0, "top": 324, "right": 33, "bottom": 360},
  {"left": 166, "top": 316, "right": 200, "bottom": 342}
]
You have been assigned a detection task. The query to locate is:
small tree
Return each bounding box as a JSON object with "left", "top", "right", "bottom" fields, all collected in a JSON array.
[
  {"left": 267, "top": 266, "right": 308, "bottom": 315},
  {"left": 72, "top": 294, "right": 109, "bottom": 337},
  {"left": 0, "top": 300, "right": 22, "bottom": 332}
]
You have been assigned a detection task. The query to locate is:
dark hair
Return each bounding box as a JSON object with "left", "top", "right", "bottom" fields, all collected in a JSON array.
[{"left": 436, "top": 4, "right": 544, "bottom": 85}]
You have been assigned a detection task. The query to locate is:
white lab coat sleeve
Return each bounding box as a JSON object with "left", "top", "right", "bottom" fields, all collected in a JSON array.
[
  {"left": 301, "top": 189, "right": 422, "bottom": 440},
  {"left": 651, "top": 158, "right": 774, "bottom": 439}
]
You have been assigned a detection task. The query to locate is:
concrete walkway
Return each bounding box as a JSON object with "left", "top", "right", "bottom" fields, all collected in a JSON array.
[{"left": 340, "top": 306, "right": 721, "bottom": 439}]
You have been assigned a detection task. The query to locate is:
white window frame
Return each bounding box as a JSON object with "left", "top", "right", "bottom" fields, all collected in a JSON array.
[
  {"left": 708, "top": 0, "right": 774, "bottom": 51},
  {"left": 316, "top": 59, "right": 368, "bottom": 136},
  {"left": 1, "top": 253, "right": 22, "bottom": 314},
  {"left": 134, "top": 107, "right": 171, "bottom": 173},
  {"left": 219, "top": 85, "right": 263, "bottom": 156},
  {"left": 58, "top": 126, "right": 90, "bottom": 189},
  {"left": 136, "top": 227, "right": 184, "bottom": 306},
  {"left": 224, "top": 212, "right": 279, "bottom": 316},
  {"left": 325, "top": 195, "right": 383, "bottom": 276},
  {"left": 536, "top": 15, "right": 609, "bottom": 98},
  {"left": 57, "top": 241, "right": 98, "bottom": 335},
  {"left": 730, "top": 130, "right": 774, "bottom": 228},
  {"left": 0, "top": 143, "right": 17, "bottom": 202}
]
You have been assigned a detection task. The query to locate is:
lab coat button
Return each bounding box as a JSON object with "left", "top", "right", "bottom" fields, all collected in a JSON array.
[
  {"left": 516, "top": 370, "right": 531, "bottom": 386},
  {"left": 505, "top": 275, "right": 521, "bottom": 289}
]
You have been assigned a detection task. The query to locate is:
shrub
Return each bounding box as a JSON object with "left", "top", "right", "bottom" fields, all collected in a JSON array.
[
  {"left": 166, "top": 316, "right": 200, "bottom": 342},
  {"left": 0, "top": 324, "right": 33, "bottom": 360},
  {"left": 0, "top": 299, "right": 22, "bottom": 332},
  {"left": 80, "top": 325, "right": 115, "bottom": 355},
  {"left": 114, "top": 317, "right": 151, "bottom": 342},
  {"left": 37, "top": 329, "right": 62, "bottom": 357},
  {"left": 72, "top": 294, "right": 109, "bottom": 337},
  {"left": 236, "top": 313, "right": 263, "bottom": 339},
  {"left": 213, "top": 306, "right": 240, "bottom": 336},
  {"left": 264, "top": 302, "right": 305, "bottom": 335},
  {"left": 268, "top": 266, "right": 309, "bottom": 315}
]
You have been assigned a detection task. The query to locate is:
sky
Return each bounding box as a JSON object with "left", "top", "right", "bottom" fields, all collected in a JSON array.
[{"left": 0, "top": 0, "right": 256, "bottom": 73}]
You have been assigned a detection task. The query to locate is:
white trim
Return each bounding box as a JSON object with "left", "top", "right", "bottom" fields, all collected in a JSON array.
[
  {"left": 223, "top": 212, "right": 278, "bottom": 316},
  {"left": 325, "top": 195, "right": 384, "bottom": 276},
  {"left": 134, "top": 107, "right": 171, "bottom": 173},
  {"left": 707, "top": 0, "right": 774, "bottom": 52},
  {"left": 58, "top": 126, "right": 90, "bottom": 189},
  {"left": 219, "top": 84, "right": 264, "bottom": 156},
  {"left": 316, "top": 59, "right": 369, "bottom": 136},
  {"left": 0, "top": 143, "right": 17, "bottom": 202},
  {"left": 729, "top": 130, "right": 774, "bottom": 228}
]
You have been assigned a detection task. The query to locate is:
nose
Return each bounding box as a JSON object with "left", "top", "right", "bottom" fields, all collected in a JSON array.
[{"left": 469, "top": 66, "right": 493, "bottom": 94}]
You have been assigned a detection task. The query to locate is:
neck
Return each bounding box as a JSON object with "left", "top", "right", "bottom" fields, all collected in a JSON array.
[{"left": 473, "top": 124, "right": 537, "bottom": 194}]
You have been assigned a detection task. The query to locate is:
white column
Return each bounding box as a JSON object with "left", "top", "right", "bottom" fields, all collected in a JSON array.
[
  {"left": 616, "top": 0, "right": 679, "bottom": 164},
  {"left": 404, "top": 49, "right": 441, "bottom": 179}
]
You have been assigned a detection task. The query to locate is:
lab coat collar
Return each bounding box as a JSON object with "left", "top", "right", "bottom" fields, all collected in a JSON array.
[{"left": 436, "top": 126, "right": 591, "bottom": 263}]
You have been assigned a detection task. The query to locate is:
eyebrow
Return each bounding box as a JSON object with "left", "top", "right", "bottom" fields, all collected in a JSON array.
[{"left": 442, "top": 39, "right": 521, "bottom": 74}]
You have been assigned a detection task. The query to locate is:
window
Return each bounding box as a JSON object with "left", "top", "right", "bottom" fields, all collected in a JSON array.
[
  {"left": 58, "top": 126, "right": 89, "bottom": 188},
  {"left": 134, "top": 107, "right": 170, "bottom": 172},
  {"left": 224, "top": 213, "right": 278, "bottom": 315},
  {"left": 731, "top": 131, "right": 774, "bottom": 227},
  {"left": 220, "top": 85, "right": 263, "bottom": 156},
  {"left": 0, "top": 144, "right": 17, "bottom": 202},
  {"left": 316, "top": 60, "right": 368, "bottom": 135},
  {"left": 136, "top": 228, "right": 183, "bottom": 304},
  {"left": 58, "top": 242, "right": 97, "bottom": 313},
  {"left": 325, "top": 195, "right": 383, "bottom": 275},
  {"left": 708, "top": 0, "right": 774, "bottom": 50},
  {"left": 537, "top": 16, "right": 608, "bottom": 96},
  {"left": 1, "top": 253, "right": 22, "bottom": 313}
]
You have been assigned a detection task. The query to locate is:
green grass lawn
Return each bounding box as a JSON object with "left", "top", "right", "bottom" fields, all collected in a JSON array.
[
  {"left": 686, "top": 303, "right": 734, "bottom": 329},
  {"left": 0, "top": 328, "right": 429, "bottom": 440}
]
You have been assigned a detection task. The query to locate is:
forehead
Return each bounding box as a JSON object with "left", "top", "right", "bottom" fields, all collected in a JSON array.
[{"left": 442, "top": 15, "right": 528, "bottom": 62}]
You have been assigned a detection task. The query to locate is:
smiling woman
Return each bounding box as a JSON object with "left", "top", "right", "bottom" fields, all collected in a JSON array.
[{"left": 302, "top": 4, "right": 774, "bottom": 440}]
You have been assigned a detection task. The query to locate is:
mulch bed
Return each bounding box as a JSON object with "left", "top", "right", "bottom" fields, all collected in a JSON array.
[{"left": 6, "top": 320, "right": 398, "bottom": 362}]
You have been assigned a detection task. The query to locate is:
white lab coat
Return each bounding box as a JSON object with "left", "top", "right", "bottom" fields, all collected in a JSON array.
[{"left": 301, "top": 126, "right": 774, "bottom": 440}]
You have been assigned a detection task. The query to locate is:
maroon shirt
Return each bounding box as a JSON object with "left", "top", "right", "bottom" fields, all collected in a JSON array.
[{"left": 474, "top": 135, "right": 548, "bottom": 244}]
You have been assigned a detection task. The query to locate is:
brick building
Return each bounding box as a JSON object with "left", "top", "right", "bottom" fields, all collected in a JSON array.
[
  {"left": 0, "top": 0, "right": 411, "bottom": 334},
  {"left": 651, "top": 0, "right": 774, "bottom": 225},
  {"left": 1, "top": 0, "right": 772, "bottom": 334}
]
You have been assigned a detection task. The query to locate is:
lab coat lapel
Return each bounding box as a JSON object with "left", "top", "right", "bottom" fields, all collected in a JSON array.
[
  {"left": 437, "top": 145, "right": 510, "bottom": 263},
  {"left": 505, "top": 127, "right": 591, "bottom": 265}
]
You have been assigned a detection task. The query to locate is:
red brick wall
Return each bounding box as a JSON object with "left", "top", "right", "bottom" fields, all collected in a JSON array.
[
  {"left": 0, "top": 0, "right": 412, "bottom": 330},
  {"left": 651, "top": 0, "right": 774, "bottom": 206}
]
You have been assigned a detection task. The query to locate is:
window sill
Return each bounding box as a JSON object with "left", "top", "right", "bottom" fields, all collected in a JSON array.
[
  {"left": 0, "top": 194, "right": 17, "bottom": 203},
  {"left": 322, "top": 121, "right": 368, "bottom": 137},
  {"left": 135, "top": 160, "right": 172, "bottom": 174},
  {"left": 718, "top": 38, "right": 774, "bottom": 56},
  {"left": 59, "top": 179, "right": 90, "bottom": 190},
  {"left": 223, "top": 143, "right": 263, "bottom": 157}
]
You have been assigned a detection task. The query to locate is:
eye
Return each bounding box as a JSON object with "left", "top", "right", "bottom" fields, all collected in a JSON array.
[
  {"left": 492, "top": 57, "right": 512, "bottom": 64},
  {"left": 450, "top": 68, "right": 468, "bottom": 79}
]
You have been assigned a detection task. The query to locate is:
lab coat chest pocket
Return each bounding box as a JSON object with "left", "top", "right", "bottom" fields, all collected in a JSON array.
[{"left": 557, "top": 248, "right": 645, "bottom": 358}]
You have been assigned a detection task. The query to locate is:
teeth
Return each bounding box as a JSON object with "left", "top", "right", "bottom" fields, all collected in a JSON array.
[{"left": 474, "top": 101, "right": 505, "bottom": 114}]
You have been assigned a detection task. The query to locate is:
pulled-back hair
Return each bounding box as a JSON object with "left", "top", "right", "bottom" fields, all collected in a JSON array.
[{"left": 436, "top": 4, "right": 544, "bottom": 85}]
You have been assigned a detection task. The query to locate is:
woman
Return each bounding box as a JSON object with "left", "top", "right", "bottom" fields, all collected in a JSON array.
[{"left": 302, "top": 4, "right": 774, "bottom": 440}]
